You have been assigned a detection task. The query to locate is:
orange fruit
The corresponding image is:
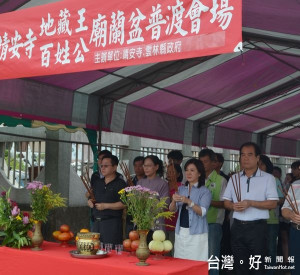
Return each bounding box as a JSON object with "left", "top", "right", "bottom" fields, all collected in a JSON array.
[
  {"left": 69, "top": 231, "right": 74, "bottom": 238},
  {"left": 80, "top": 228, "right": 90, "bottom": 233},
  {"left": 52, "top": 230, "right": 61, "bottom": 240}
]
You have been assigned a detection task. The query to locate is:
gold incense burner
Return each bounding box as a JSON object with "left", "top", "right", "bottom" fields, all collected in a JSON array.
[{"left": 76, "top": 232, "right": 100, "bottom": 255}]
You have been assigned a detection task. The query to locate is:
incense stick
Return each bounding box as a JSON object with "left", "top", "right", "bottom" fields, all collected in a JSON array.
[
  {"left": 278, "top": 184, "right": 299, "bottom": 214},
  {"left": 120, "top": 162, "right": 134, "bottom": 186},
  {"left": 291, "top": 185, "right": 299, "bottom": 214},
  {"left": 85, "top": 165, "right": 90, "bottom": 183},
  {"left": 231, "top": 172, "right": 241, "bottom": 202},
  {"left": 80, "top": 175, "right": 95, "bottom": 202},
  {"left": 238, "top": 171, "right": 241, "bottom": 202},
  {"left": 278, "top": 185, "right": 297, "bottom": 213}
]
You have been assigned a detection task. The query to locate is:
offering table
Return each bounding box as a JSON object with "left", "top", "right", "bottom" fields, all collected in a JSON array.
[{"left": 0, "top": 241, "right": 208, "bottom": 275}]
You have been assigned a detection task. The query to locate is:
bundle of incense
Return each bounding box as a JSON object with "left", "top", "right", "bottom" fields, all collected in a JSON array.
[
  {"left": 85, "top": 165, "right": 90, "bottom": 183},
  {"left": 120, "top": 162, "right": 134, "bottom": 186},
  {"left": 82, "top": 165, "right": 91, "bottom": 185},
  {"left": 167, "top": 163, "right": 178, "bottom": 192},
  {"left": 230, "top": 171, "right": 241, "bottom": 202},
  {"left": 80, "top": 174, "right": 95, "bottom": 202},
  {"left": 278, "top": 184, "right": 299, "bottom": 214}
]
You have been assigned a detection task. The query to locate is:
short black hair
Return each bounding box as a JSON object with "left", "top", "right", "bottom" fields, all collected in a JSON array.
[
  {"left": 133, "top": 156, "right": 144, "bottom": 164},
  {"left": 273, "top": 166, "right": 282, "bottom": 175},
  {"left": 184, "top": 158, "right": 206, "bottom": 188},
  {"left": 259, "top": 155, "right": 274, "bottom": 174},
  {"left": 102, "top": 154, "right": 119, "bottom": 166},
  {"left": 215, "top": 153, "right": 224, "bottom": 164},
  {"left": 167, "top": 150, "right": 183, "bottom": 161},
  {"left": 291, "top": 160, "right": 300, "bottom": 170},
  {"left": 98, "top": 149, "right": 112, "bottom": 158},
  {"left": 239, "top": 142, "right": 261, "bottom": 157},
  {"left": 199, "top": 148, "right": 216, "bottom": 161}
]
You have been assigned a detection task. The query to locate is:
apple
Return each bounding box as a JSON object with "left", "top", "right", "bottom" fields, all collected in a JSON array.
[
  {"left": 163, "top": 240, "right": 173, "bottom": 252},
  {"left": 130, "top": 239, "right": 140, "bottom": 251},
  {"left": 152, "top": 230, "right": 166, "bottom": 242},
  {"left": 149, "top": 240, "right": 164, "bottom": 252},
  {"left": 129, "top": 230, "right": 139, "bottom": 241},
  {"left": 57, "top": 232, "right": 71, "bottom": 241},
  {"left": 60, "top": 224, "right": 70, "bottom": 232},
  {"left": 123, "top": 239, "right": 132, "bottom": 251}
]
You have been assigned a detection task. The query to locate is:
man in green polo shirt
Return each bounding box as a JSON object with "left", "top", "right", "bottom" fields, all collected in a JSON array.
[{"left": 199, "top": 149, "right": 227, "bottom": 275}]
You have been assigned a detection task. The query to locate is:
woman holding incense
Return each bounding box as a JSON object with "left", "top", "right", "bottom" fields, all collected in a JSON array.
[
  {"left": 259, "top": 155, "right": 284, "bottom": 275},
  {"left": 282, "top": 160, "right": 300, "bottom": 275},
  {"left": 169, "top": 158, "right": 212, "bottom": 261}
]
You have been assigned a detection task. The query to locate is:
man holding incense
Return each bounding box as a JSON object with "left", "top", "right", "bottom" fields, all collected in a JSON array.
[
  {"left": 87, "top": 154, "right": 126, "bottom": 246},
  {"left": 282, "top": 160, "right": 300, "bottom": 275},
  {"left": 223, "top": 142, "right": 278, "bottom": 275}
]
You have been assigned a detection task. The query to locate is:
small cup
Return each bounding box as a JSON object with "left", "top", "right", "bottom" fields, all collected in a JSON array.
[
  {"left": 105, "top": 243, "right": 113, "bottom": 253},
  {"left": 116, "top": 244, "right": 123, "bottom": 255}
]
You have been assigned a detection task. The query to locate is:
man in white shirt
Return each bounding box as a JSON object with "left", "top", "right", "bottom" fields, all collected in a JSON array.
[{"left": 223, "top": 142, "right": 278, "bottom": 275}]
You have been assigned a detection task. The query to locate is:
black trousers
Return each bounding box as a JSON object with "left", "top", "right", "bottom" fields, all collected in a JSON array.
[
  {"left": 92, "top": 217, "right": 123, "bottom": 246},
  {"left": 289, "top": 225, "right": 300, "bottom": 275},
  {"left": 231, "top": 219, "right": 267, "bottom": 275}
]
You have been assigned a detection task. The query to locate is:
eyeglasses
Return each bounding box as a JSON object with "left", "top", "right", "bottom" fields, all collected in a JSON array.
[{"left": 100, "top": 164, "right": 113, "bottom": 168}]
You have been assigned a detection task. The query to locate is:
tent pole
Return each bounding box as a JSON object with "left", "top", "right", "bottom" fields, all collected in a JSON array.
[{"left": 97, "top": 97, "right": 104, "bottom": 152}]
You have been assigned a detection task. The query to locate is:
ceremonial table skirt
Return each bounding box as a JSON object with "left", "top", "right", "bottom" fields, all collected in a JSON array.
[{"left": 0, "top": 241, "right": 208, "bottom": 275}]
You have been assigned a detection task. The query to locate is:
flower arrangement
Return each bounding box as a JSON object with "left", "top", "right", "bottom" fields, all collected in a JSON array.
[
  {"left": 0, "top": 188, "right": 33, "bottom": 248},
  {"left": 26, "top": 181, "right": 67, "bottom": 223},
  {"left": 119, "top": 185, "right": 174, "bottom": 230}
]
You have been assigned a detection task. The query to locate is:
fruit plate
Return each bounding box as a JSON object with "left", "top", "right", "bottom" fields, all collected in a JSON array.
[
  {"left": 150, "top": 250, "right": 170, "bottom": 260},
  {"left": 69, "top": 250, "right": 108, "bottom": 259},
  {"left": 150, "top": 250, "right": 169, "bottom": 255}
]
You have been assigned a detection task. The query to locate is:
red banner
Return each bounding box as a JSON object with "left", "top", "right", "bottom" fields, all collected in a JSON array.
[{"left": 0, "top": 0, "right": 242, "bottom": 79}]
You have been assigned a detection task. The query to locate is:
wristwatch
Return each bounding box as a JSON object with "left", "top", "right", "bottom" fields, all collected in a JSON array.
[{"left": 189, "top": 201, "right": 195, "bottom": 208}]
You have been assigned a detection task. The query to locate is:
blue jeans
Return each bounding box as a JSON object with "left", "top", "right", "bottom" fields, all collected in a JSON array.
[{"left": 208, "top": 223, "right": 223, "bottom": 275}]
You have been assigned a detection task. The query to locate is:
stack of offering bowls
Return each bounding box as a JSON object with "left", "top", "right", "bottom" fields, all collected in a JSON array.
[{"left": 76, "top": 232, "right": 100, "bottom": 255}]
